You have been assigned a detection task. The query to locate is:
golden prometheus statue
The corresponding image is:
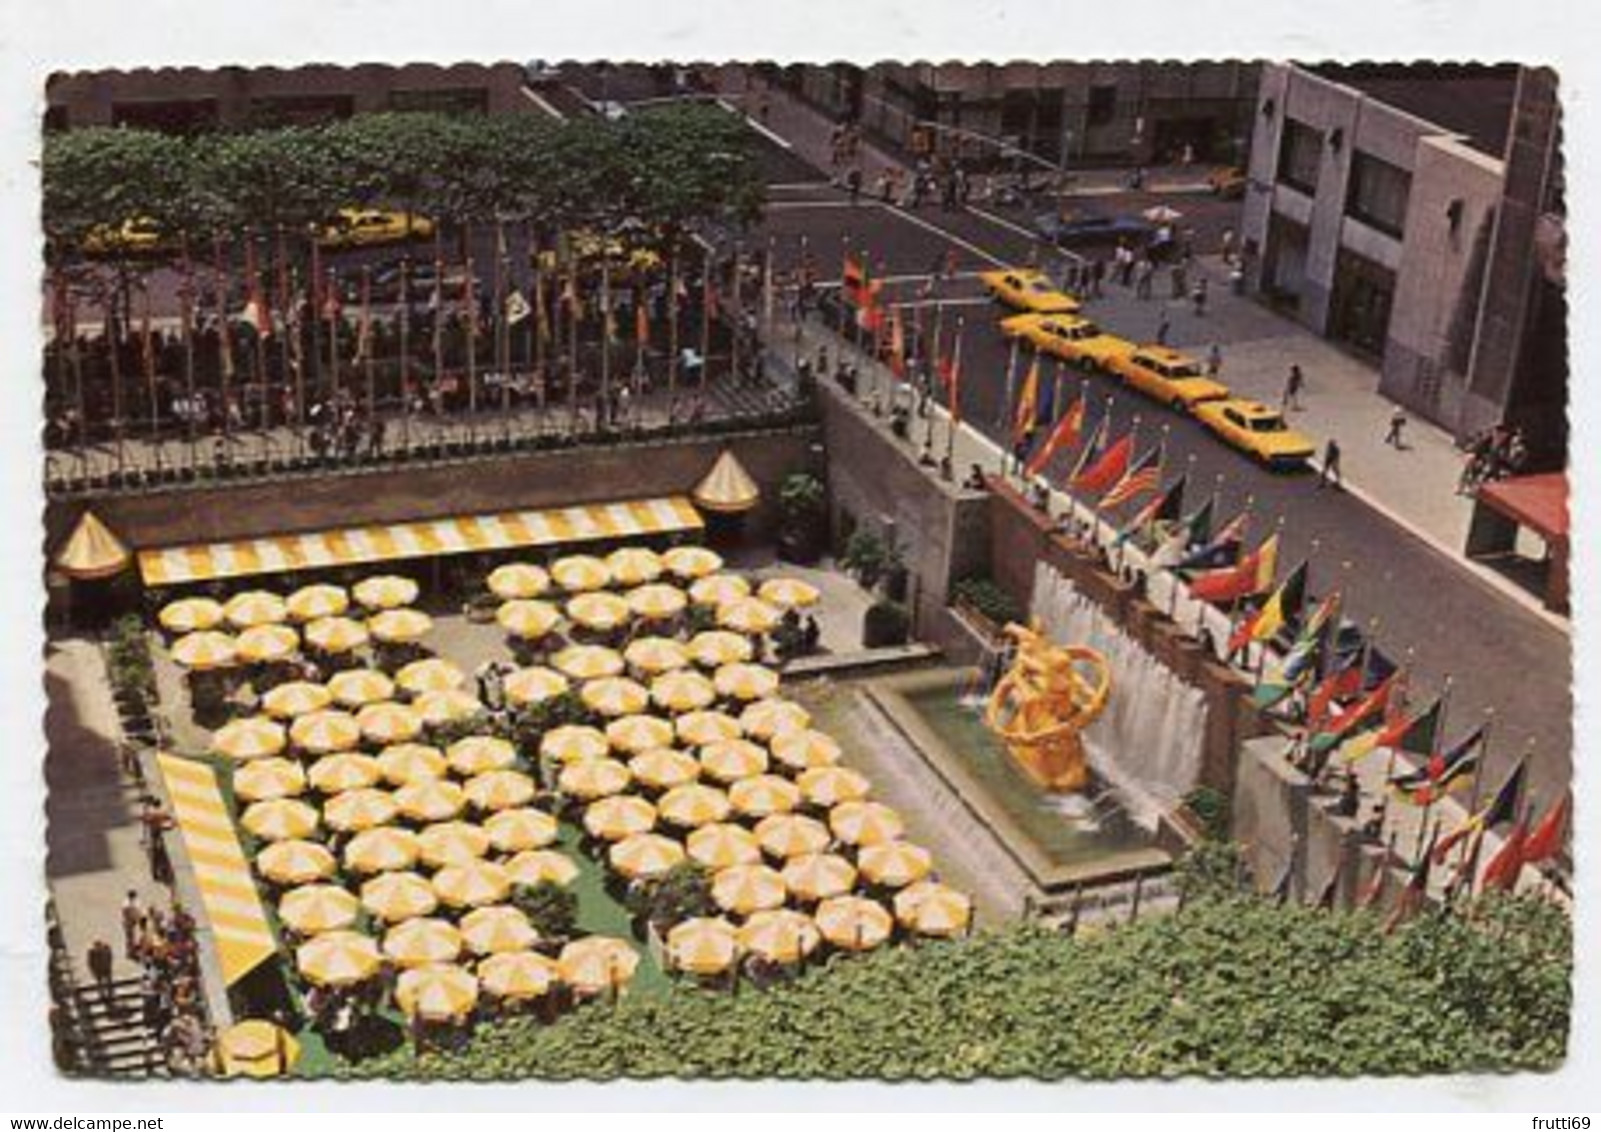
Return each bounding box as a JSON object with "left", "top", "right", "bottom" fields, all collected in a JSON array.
[{"left": 984, "top": 620, "right": 1112, "bottom": 793}]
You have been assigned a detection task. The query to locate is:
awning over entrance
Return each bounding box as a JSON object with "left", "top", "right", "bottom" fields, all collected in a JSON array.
[
  {"left": 1477, "top": 472, "right": 1568, "bottom": 543},
  {"left": 137, "top": 495, "right": 704, "bottom": 587},
  {"left": 156, "top": 754, "right": 278, "bottom": 987}
]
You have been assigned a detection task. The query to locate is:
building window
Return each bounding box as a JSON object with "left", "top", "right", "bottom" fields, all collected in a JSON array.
[
  {"left": 245, "top": 95, "right": 353, "bottom": 129},
  {"left": 1346, "top": 151, "right": 1412, "bottom": 238},
  {"left": 1087, "top": 84, "right": 1116, "bottom": 127},
  {"left": 387, "top": 88, "right": 490, "bottom": 116},
  {"left": 1276, "top": 118, "right": 1322, "bottom": 195}
]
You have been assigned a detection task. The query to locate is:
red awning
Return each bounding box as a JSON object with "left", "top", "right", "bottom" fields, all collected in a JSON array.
[{"left": 1477, "top": 472, "right": 1568, "bottom": 542}]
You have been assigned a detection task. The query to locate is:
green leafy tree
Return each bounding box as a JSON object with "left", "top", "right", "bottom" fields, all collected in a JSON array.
[{"left": 511, "top": 881, "right": 579, "bottom": 941}]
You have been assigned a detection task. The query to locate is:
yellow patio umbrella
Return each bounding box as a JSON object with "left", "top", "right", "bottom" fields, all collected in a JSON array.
[
  {"left": 296, "top": 930, "right": 381, "bottom": 988},
  {"left": 711, "top": 863, "right": 788, "bottom": 916},
  {"left": 798, "top": 765, "right": 872, "bottom": 808},
  {"left": 290, "top": 710, "right": 362, "bottom": 755},
  {"left": 464, "top": 769, "right": 537, "bottom": 813},
  {"left": 557, "top": 936, "right": 639, "bottom": 995},
  {"left": 395, "top": 779, "right": 467, "bottom": 823},
  {"left": 479, "top": 950, "right": 561, "bottom": 1001},
  {"left": 261, "top": 680, "right": 332, "bottom": 720},
  {"left": 483, "top": 807, "right": 559, "bottom": 853},
  {"left": 359, "top": 871, "right": 437, "bottom": 923},
  {"left": 689, "top": 574, "right": 751, "bottom": 608},
  {"left": 714, "top": 662, "right": 780, "bottom": 702},
  {"left": 552, "top": 644, "right": 624, "bottom": 681},
  {"left": 233, "top": 757, "right": 307, "bottom": 803},
  {"left": 666, "top": 917, "right": 739, "bottom": 976},
  {"left": 687, "top": 823, "right": 763, "bottom": 870},
  {"left": 567, "top": 591, "right": 631, "bottom": 632},
  {"left": 215, "top": 1019, "right": 299, "bottom": 1078},
  {"left": 278, "top": 883, "right": 359, "bottom": 936},
  {"left": 893, "top": 882, "right": 972, "bottom": 937},
  {"left": 241, "top": 798, "right": 320, "bottom": 843},
  {"left": 158, "top": 596, "right": 224, "bottom": 635},
  {"left": 397, "top": 658, "right": 466, "bottom": 696},
  {"left": 505, "top": 849, "right": 580, "bottom": 888},
  {"left": 328, "top": 668, "right": 395, "bottom": 707},
  {"left": 414, "top": 689, "right": 483, "bottom": 727},
  {"left": 357, "top": 701, "right": 424, "bottom": 745},
  {"left": 693, "top": 449, "right": 760, "bottom": 514},
  {"left": 416, "top": 820, "right": 491, "bottom": 869},
  {"left": 383, "top": 918, "right": 463, "bottom": 968},
  {"left": 686, "top": 630, "right": 754, "bottom": 668},
  {"left": 447, "top": 735, "right": 517, "bottom": 776},
  {"left": 699, "top": 739, "right": 769, "bottom": 784},
  {"left": 257, "top": 839, "right": 337, "bottom": 886},
  {"left": 368, "top": 608, "right": 434, "bottom": 645},
  {"left": 730, "top": 774, "right": 802, "bottom": 819},
  {"left": 606, "top": 546, "right": 664, "bottom": 587},
  {"left": 782, "top": 852, "right": 858, "bottom": 903},
  {"left": 737, "top": 909, "right": 821, "bottom": 964},
  {"left": 662, "top": 545, "right": 724, "bottom": 580},
  {"left": 461, "top": 905, "right": 540, "bottom": 955},
  {"left": 539, "top": 724, "right": 609, "bottom": 765},
  {"left": 650, "top": 670, "right": 718, "bottom": 714},
  {"left": 497, "top": 599, "right": 562, "bottom": 640},
  {"left": 224, "top": 590, "right": 288, "bottom": 629},
  {"left": 395, "top": 963, "right": 479, "bottom": 1022},
  {"left": 213, "top": 716, "right": 287, "bottom": 761},
  {"left": 286, "top": 584, "right": 349, "bottom": 623},
  {"left": 502, "top": 666, "right": 570, "bottom": 708},
  {"left": 771, "top": 729, "right": 845, "bottom": 773},
  {"left": 625, "top": 583, "right": 688, "bottom": 621},
  {"left": 609, "top": 832, "right": 687, "bottom": 881},
  {"left": 624, "top": 636, "right": 690, "bottom": 675},
  {"left": 51, "top": 509, "right": 126, "bottom": 581},
  {"left": 583, "top": 795, "right": 656, "bottom": 841},
  {"left": 302, "top": 616, "right": 370, "bottom": 656},
  {"left": 558, "top": 757, "right": 632, "bottom": 801},
  {"left": 629, "top": 747, "right": 701, "bottom": 792},
  {"left": 657, "top": 783, "right": 732, "bottom": 829},
  {"left": 675, "top": 709, "right": 743, "bottom": 747},
  {"left": 323, "top": 787, "right": 399, "bottom": 833},
  {"left": 718, "top": 598, "right": 782, "bottom": 636},
  {"left": 758, "top": 577, "right": 822, "bottom": 610},
  {"left": 353, "top": 574, "right": 419, "bottom": 610},
  {"left": 858, "top": 841, "right": 933, "bottom": 888},
  {"left": 740, "top": 698, "right": 813, "bottom": 742},
  {"left": 432, "top": 860, "right": 511, "bottom": 909},
  {"left": 605, "top": 713, "right": 676, "bottom": 755},
  {"left": 815, "top": 895, "right": 894, "bottom": 951},
  {"left": 377, "top": 742, "right": 447, "bottom": 786},
  {"left": 829, "top": 801, "right": 905, "bottom": 848},
  {"left": 551, "top": 554, "right": 611, "bottom": 593},
  {"left": 487, "top": 562, "right": 552, "bottom": 601},
  {"left": 228, "top": 625, "right": 290, "bottom": 668},
  {"left": 306, "top": 752, "right": 381, "bottom": 795},
  {"left": 580, "top": 676, "right": 650, "bottom": 718},
  {"left": 343, "top": 827, "right": 421, "bottom": 875},
  {"left": 754, "top": 813, "right": 833, "bottom": 860},
  {"left": 172, "top": 630, "right": 238, "bottom": 671}
]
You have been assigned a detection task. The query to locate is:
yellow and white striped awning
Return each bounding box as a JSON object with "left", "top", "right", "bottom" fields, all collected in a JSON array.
[
  {"left": 156, "top": 753, "right": 278, "bottom": 986},
  {"left": 138, "top": 496, "right": 704, "bottom": 588}
]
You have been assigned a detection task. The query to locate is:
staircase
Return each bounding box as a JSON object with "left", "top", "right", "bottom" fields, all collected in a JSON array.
[{"left": 68, "top": 975, "right": 172, "bottom": 1079}]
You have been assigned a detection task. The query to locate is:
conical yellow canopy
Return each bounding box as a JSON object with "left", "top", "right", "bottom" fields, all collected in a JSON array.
[
  {"left": 692, "top": 450, "right": 760, "bottom": 515},
  {"left": 55, "top": 511, "right": 130, "bottom": 580}
]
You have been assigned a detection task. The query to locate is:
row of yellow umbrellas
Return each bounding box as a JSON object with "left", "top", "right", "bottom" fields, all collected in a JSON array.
[
  {"left": 494, "top": 547, "right": 724, "bottom": 599},
  {"left": 161, "top": 578, "right": 418, "bottom": 634},
  {"left": 170, "top": 609, "right": 436, "bottom": 671}
]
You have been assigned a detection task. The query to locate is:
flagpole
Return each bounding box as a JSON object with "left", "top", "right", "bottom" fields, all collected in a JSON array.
[
  {"left": 327, "top": 266, "right": 341, "bottom": 430},
  {"left": 567, "top": 269, "right": 582, "bottom": 436},
  {"left": 921, "top": 301, "right": 944, "bottom": 461},
  {"left": 729, "top": 243, "right": 742, "bottom": 386},
  {"left": 361, "top": 264, "right": 375, "bottom": 432},
  {"left": 464, "top": 257, "right": 478, "bottom": 431},
  {"left": 178, "top": 245, "right": 197, "bottom": 473},
  {"left": 1412, "top": 676, "right": 1453, "bottom": 860},
  {"left": 431, "top": 230, "right": 445, "bottom": 445},
  {"left": 250, "top": 236, "right": 269, "bottom": 435},
  {"left": 667, "top": 249, "right": 680, "bottom": 404},
  {"left": 140, "top": 284, "right": 157, "bottom": 444},
  {"left": 212, "top": 239, "right": 233, "bottom": 451},
  {"left": 275, "top": 229, "right": 301, "bottom": 458},
  {"left": 533, "top": 256, "right": 548, "bottom": 420},
  {"left": 599, "top": 259, "right": 612, "bottom": 430},
  {"left": 699, "top": 256, "right": 713, "bottom": 394},
  {"left": 944, "top": 315, "right": 964, "bottom": 476},
  {"left": 68, "top": 290, "right": 88, "bottom": 480},
  {"left": 399, "top": 257, "right": 412, "bottom": 452},
  {"left": 998, "top": 336, "right": 1020, "bottom": 432},
  {"left": 495, "top": 228, "right": 511, "bottom": 424},
  {"left": 1377, "top": 646, "right": 1416, "bottom": 846}
]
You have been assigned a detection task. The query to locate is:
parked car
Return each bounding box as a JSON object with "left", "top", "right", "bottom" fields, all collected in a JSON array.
[
  {"left": 80, "top": 216, "right": 175, "bottom": 257},
  {"left": 1106, "top": 346, "right": 1231, "bottom": 411},
  {"left": 977, "top": 267, "right": 1080, "bottom": 315},
  {"left": 998, "top": 312, "right": 1132, "bottom": 371},
  {"left": 1208, "top": 166, "right": 1248, "bottom": 200},
  {"left": 1193, "top": 399, "right": 1316, "bottom": 469},
  {"left": 1034, "top": 211, "right": 1155, "bottom": 248},
  {"left": 316, "top": 207, "right": 436, "bottom": 250}
]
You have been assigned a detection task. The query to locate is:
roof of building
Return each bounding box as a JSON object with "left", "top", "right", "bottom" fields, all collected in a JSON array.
[{"left": 1309, "top": 62, "right": 1520, "bottom": 159}]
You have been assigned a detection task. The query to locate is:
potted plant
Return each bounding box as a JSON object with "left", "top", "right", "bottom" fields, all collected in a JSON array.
[
  {"left": 511, "top": 881, "right": 579, "bottom": 952},
  {"left": 841, "top": 528, "right": 890, "bottom": 591},
  {"left": 862, "top": 599, "right": 911, "bottom": 648},
  {"left": 777, "top": 473, "right": 827, "bottom": 565},
  {"left": 881, "top": 542, "right": 909, "bottom": 604},
  {"left": 625, "top": 862, "right": 715, "bottom": 937}
]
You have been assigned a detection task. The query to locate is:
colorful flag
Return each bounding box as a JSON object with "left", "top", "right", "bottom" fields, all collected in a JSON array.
[
  {"left": 1069, "top": 428, "right": 1132, "bottom": 496},
  {"left": 534, "top": 272, "right": 551, "bottom": 344},
  {"left": 1309, "top": 671, "right": 1399, "bottom": 755},
  {"left": 1387, "top": 703, "right": 1471, "bottom": 805},
  {"left": 1026, "top": 390, "right": 1085, "bottom": 478},
  {"left": 1253, "top": 590, "right": 1340, "bottom": 710},
  {"left": 634, "top": 298, "right": 649, "bottom": 347},
  {"left": 1432, "top": 751, "right": 1519, "bottom": 864},
  {"left": 888, "top": 306, "right": 907, "bottom": 379},
  {"left": 1189, "top": 532, "right": 1279, "bottom": 605},
  {"left": 1228, "top": 561, "right": 1307, "bottom": 654},
  {"left": 1480, "top": 810, "right": 1529, "bottom": 892},
  {"left": 1175, "top": 507, "right": 1248, "bottom": 572},
  {"left": 1337, "top": 669, "right": 1415, "bottom": 763},
  {"left": 1098, "top": 442, "right": 1163, "bottom": 509},
  {"left": 1012, "top": 356, "right": 1041, "bottom": 445},
  {"left": 1151, "top": 493, "right": 1214, "bottom": 567},
  {"left": 241, "top": 239, "right": 270, "bottom": 336},
  {"left": 946, "top": 320, "right": 964, "bottom": 427},
  {"left": 505, "top": 289, "right": 531, "bottom": 326},
  {"left": 355, "top": 267, "right": 373, "bottom": 362},
  {"left": 1383, "top": 828, "right": 1436, "bottom": 933},
  {"left": 1115, "top": 473, "right": 1186, "bottom": 548},
  {"left": 1306, "top": 649, "right": 1367, "bottom": 731},
  {"left": 1522, "top": 793, "right": 1569, "bottom": 865}
]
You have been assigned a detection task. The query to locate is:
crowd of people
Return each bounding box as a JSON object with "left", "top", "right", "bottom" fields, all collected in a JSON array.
[{"left": 1458, "top": 422, "right": 1530, "bottom": 494}]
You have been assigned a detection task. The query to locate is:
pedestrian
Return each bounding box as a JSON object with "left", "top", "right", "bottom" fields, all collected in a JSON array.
[
  {"left": 1090, "top": 258, "right": 1106, "bottom": 298},
  {"left": 1283, "top": 364, "right": 1305, "bottom": 411},
  {"left": 1191, "top": 277, "right": 1209, "bottom": 317},
  {"left": 1155, "top": 315, "right": 1171, "bottom": 346},
  {"left": 1135, "top": 258, "right": 1155, "bottom": 300},
  {"left": 1318, "top": 438, "right": 1342, "bottom": 490},
  {"left": 1206, "top": 343, "right": 1223, "bottom": 378},
  {"left": 120, "top": 890, "right": 144, "bottom": 960},
  {"left": 1385, "top": 408, "right": 1408, "bottom": 449},
  {"left": 1115, "top": 243, "right": 1135, "bottom": 287},
  {"left": 845, "top": 167, "right": 862, "bottom": 205},
  {"left": 87, "top": 938, "right": 115, "bottom": 999},
  {"left": 1220, "top": 228, "right": 1236, "bottom": 265},
  {"left": 875, "top": 169, "right": 893, "bottom": 203},
  {"left": 1169, "top": 262, "right": 1188, "bottom": 300}
]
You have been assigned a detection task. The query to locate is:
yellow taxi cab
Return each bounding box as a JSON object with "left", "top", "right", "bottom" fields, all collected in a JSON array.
[
  {"left": 999, "top": 312, "right": 1131, "bottom": 371},
  {"left": 1208, "top": 166, "right": 1247, "bottom": 199},
  {"left": 979, "top": 267, "right": 1080, "bottom": 315},
  {"left": 316, "top": 207, "right": 436, "bottom": 249},
  {"left": 568, "top": 229, "right": 663, "bottom": 274},
  {"left": 81, "top": 216, "right": 171, "bottom": 256},
  {"left": 1106, "top": 345, "right": 1231, "bottom": 411},
  {"left": 1193, "top": 399, "right": 1316, "bottom": 468}
]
